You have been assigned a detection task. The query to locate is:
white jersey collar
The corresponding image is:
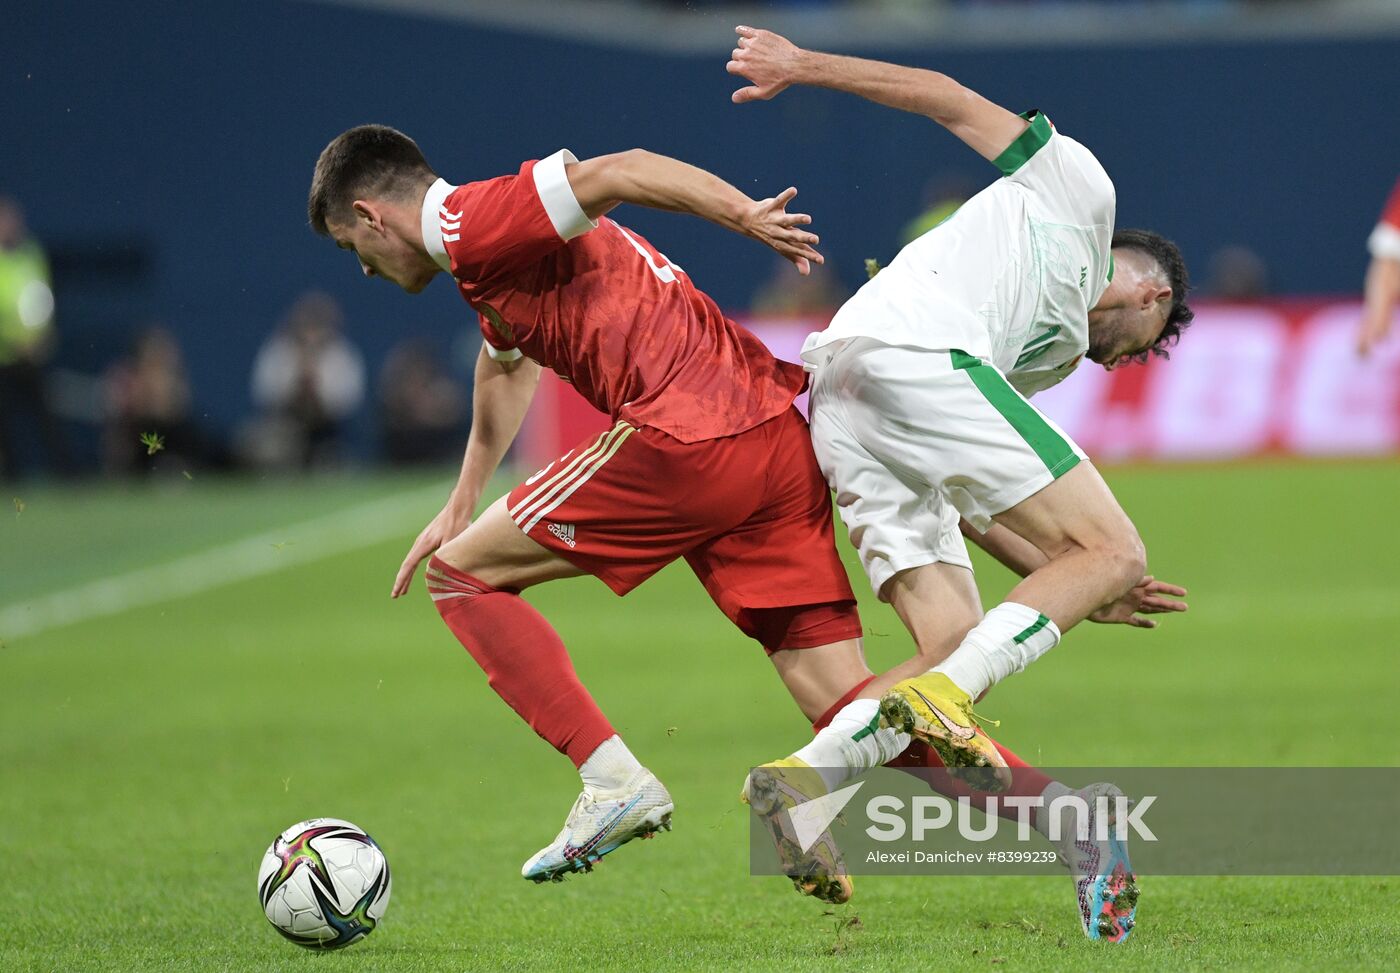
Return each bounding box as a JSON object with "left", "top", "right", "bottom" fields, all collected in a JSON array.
[{"left": 420, "top": 178, "right": 457, "bottom": 273}]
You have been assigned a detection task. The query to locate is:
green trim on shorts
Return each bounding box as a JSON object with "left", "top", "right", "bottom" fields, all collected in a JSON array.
[{"left": 950, "top": 350, "right": 1081, "bottom": 477}]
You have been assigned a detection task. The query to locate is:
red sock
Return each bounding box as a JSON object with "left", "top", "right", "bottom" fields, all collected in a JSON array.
[
  {"left": 811, "top": 675, "right": 877, "bottom": 732},
  {"left": 427, "top": 555, "right": 615, "bottom": 767},
  {"left": 814, "top": 678, "right": 1054, "bottom": 822}
]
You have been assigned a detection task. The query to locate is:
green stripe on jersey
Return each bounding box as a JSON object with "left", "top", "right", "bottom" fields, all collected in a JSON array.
[
  {"left": 951, "top": 350, "right": 1080, "bottom": 477},
  {"left": 1012, "top": 614, "right": 1052, "bottom": 644},
  {"left": 993, "top": 111, "right": 1053, "bottom": 177}
]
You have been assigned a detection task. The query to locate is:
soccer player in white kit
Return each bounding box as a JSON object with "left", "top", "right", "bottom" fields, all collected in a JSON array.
[
  {"left": 728, "top": 29, "right": 1193, "bottom": 929},
  {"left": 729, "top": 26, "right": 1192, "bottom": 941}
]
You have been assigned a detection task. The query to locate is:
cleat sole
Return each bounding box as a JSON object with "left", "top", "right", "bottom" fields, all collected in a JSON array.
[{"left": 744, "top": 765, "right": 853, "bottom": 905}]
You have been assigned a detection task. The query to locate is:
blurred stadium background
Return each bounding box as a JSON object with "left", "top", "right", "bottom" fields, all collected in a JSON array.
[{"left": 3, "top": 1, "right": 1400, "bottom": 970}]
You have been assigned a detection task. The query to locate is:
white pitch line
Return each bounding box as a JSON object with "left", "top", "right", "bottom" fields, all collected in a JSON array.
[{"left": 0, "top": 482, "right": 451, "bottom": 642}]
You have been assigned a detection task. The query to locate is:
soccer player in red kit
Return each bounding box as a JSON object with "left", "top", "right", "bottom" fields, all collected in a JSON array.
[
  {"left": 307, "top": 126, "right": 882, "bottom": 893},
  {"left": 308, "top": 128, "right": 1088, "bottom": 912}
]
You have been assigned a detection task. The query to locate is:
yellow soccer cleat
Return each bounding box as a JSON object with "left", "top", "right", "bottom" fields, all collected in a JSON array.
[
  {"left": 879, "top": 672, "right": 1011, "bottom": 792},
  {"left": 742, "top": 758, "right": 853, "bottom": 905}
]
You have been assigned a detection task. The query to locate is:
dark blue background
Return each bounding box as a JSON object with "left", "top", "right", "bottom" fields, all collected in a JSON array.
[{"left": 5, "top": 0, "right": 1398, "bottom": 435}]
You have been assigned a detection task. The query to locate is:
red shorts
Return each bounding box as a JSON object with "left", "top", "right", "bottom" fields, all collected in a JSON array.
[{"left": 506, "top": 407, "right": 861, "bottom": 651}]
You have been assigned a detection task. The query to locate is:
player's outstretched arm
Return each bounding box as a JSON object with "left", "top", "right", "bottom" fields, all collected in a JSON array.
[
  {"left": 1358, "top": 254, "right": 1400, "bottom": 356},
  {"left": 391, "top": 347, "right": 542, "bottom": 598},
  {"left": 565, "top": 149, "right": 822, "bottom": 274},
  {"left": 727, "top": 26, "right": 1027, "bottom": 165}
]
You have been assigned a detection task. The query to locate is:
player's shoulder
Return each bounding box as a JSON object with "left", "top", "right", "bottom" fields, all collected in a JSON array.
[
  {"left": 993, "top": 115, "right": 1114, "bottom": 227},
  {"left": 447, "top": 159, "right": 538, "bottom": 201},
  {"left": 999, "top": 112, "right": 1112, "bottom": 193}
]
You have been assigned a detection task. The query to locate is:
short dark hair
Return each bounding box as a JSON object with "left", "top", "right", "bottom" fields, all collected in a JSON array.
[
  {"left": 308, "top": 125, "right": 436, "bottom": 235},
  {"left": 1112, "top": 228, "right": 1194, "bottom": 362}
]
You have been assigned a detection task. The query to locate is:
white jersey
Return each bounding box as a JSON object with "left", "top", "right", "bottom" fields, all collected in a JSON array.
[{"left": 801, "top": 112, "right": 1116, "bottom": 398}]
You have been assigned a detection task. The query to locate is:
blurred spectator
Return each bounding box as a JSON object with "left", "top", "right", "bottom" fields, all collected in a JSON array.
[
  {"left": 1203, "top": 244, "right": 1269, "bottom": 300},
  {"left": 103, "top": 326, "right": 215, "bottom": 476},
  {"left": 1357, "top": 176, "right": 1400, "bottom": 357},
  {"left": 900, "top": 173, "right": 976, "bottom": 246},
  {"left": 377, "top": 339, "right": 469, "bottom": 466},
  {"left": 0, "top": 196, "right": 70, "bottom": 479},
  {"left": 750, "top": 255, "right": 849, "bottom": 317},
  {"left": 242, "top": 291, "right": 365, "bottom": 470}
]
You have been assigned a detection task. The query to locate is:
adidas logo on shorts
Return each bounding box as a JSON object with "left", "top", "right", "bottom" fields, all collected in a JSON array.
[{"left": 547, "top": 522, "right": 577, "bottom": 548}]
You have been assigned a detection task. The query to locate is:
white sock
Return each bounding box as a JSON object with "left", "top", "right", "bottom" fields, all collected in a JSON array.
[
  {"left": 1034, "top": 781, "right": 1072, "bottom": 839},
  {"left": 792, "top": 698, "right": 911, "bottom": 792},
  {"left": 933, "top": 602, "right": 1061, "bottom": 700},
  {"left": 578, "top": 735, "right": 643, "bottom": 796}
]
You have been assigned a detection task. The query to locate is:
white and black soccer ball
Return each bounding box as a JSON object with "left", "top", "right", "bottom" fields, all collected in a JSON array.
[{"left": 257, "top": 817, "right": 391, "bottom": 949}]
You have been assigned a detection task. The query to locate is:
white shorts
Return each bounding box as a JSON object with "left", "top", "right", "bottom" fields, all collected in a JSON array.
[{"left": 809, "top": 338, "right": 1086, "bottom": 597}]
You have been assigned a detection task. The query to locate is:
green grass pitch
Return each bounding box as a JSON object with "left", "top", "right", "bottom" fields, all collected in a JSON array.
[{"left": 2, "top": 461, "right": 1399, "bottom": 971}]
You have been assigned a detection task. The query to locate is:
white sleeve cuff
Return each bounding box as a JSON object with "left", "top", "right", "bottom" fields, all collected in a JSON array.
[
  {"left": 485, "top": 342, "right": 523, "bottom": 362},
  {"left": 1369, "top": 221, "right": 1400, "bottom": 261},
  {"left": 533, "top": 149, "right": 598, "bottom": 241}
]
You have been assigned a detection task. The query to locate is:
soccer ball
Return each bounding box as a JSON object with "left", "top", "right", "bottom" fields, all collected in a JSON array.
[{"left": 256, "top": 817, "right": 391, "bottom": 949}]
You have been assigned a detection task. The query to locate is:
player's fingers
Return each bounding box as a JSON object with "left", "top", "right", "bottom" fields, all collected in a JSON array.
[
  {"left": 392, "top": 540, "right": 431, "bottom": 598},
  {"left": 1150, "top": 581, "right": 1188, "bottom": 596},
  {"left": 731, "top": 85, "right": 763, "bottom": 104},
  {"left": 777, "top": 224, "right": 818, "bottom": 245},
  {"left": 1138, "top": 600, "right": 1180, "bottom": 614},
  {"left": 1142, "top": 596, "right": 1189, "bottom": 612},
  {"left": 391, "top": 562, "right": 415, "bottom": 599},
  {"left": 792, "top": 255, "right": 811, "bottom": 275},
  {"left": 736, "top": 24, "right": 756, "bottom": 37},
  {"left": 1131, "top": 615, "right": 1157, "bottom": 629},
  {"left": 774, "top": 186, "right": 798, "bottom": 207},
  {"left": 726, "top": 59, "right": 746, "bottom": 76}
]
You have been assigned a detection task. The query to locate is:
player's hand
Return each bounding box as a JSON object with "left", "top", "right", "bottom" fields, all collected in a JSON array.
[
  {"left": 727, "top": 26, "right": 802, "bottom": 104},
  {"left": 392, "top": 501, "right": 473, "bottom": 599},
  {"left": 1356, "top": 313, "right": 1392, "bottom": 358},
  {"left": 1088, "top": 575, "right": 1188, "bottom": 629},
  {"left": 743, "top": 186, "right": 823, "bottom": 275}
]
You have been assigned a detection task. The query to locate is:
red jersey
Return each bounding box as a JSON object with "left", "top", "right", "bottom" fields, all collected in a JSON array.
[{"left": 421, "top": 150, "right": 806, "bottom": 444}]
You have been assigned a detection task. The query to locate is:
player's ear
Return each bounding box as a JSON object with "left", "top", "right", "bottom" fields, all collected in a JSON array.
[
  {"left": 351, "top": 200, "right": 383, "bottom": 232},
  {"left": 1143, "top": 283, "right": 1171, "bottom": 312}
]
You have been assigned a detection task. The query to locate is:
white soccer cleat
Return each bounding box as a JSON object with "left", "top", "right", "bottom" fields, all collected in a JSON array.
[
  {"left": 1054, "top": 782, "right": 1139, "bottom": 942},
  {"left": 521, "top": 769, "right": 674, "bottom": 883}
]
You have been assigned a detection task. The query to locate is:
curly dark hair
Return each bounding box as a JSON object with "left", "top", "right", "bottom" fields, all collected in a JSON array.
[
  {"left": 1112, "top": 228, "right": 1193, "bottom": 363},
  {"left": 308, "top": 125, "right": 436, "bottom": 235}
]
